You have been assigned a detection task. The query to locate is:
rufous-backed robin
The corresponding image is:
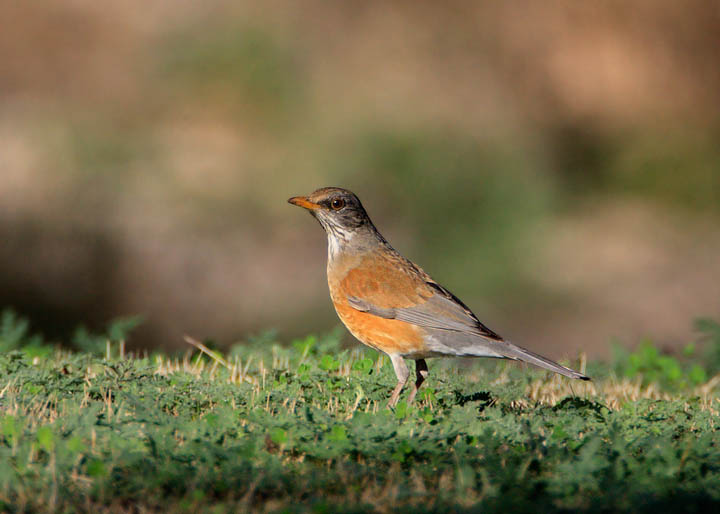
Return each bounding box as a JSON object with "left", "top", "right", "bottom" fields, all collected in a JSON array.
[{"left": 289, "top": 187, "right": 589, "bottom": 407}]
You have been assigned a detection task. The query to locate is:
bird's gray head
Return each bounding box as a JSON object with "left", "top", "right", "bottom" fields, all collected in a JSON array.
[{"left": 288, "top": 187, "right": 372, "bottom": 238}]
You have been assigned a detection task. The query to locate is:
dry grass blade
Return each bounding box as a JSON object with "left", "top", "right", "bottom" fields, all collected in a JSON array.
[{"left": 184, "top": 335, "right": 230, "bottom": 369}]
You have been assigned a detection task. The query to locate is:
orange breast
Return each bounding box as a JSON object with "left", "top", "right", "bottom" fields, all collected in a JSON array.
[
  {"left": 327, "top": 249, "right": 432, "bottom": 357},
  {"left": 333, "top": 300, "right": 427, "bottom": 355}
]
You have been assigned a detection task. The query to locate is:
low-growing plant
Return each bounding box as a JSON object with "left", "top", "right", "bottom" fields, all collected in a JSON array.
[
  {"left": 0, "top": 309, "right": 51, "bottom": 358},
  {"left": 72, "top": 314, "right": 144, "bottom": 356},
  {"left": 0, "top": 310, "right": 718, "bottom": 512},
  {"left": 612, "top": 321, "right": 716, "bottom": 388}
]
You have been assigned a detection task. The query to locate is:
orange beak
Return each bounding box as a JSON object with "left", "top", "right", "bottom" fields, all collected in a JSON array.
[{"left": 288, "top": 196, "right": 321, "bottom": 210}]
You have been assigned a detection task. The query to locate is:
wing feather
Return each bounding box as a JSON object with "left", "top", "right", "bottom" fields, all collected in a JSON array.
[{"left": 348, "top": 291, "right": 500, "bottom": 339}]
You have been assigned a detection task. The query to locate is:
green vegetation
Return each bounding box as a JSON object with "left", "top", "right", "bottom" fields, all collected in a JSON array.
[
  {"left": 0, "top": 311, "right": 718, "bottom": 512},
  {"left": 158, "top": 23, "right": 304, "bottom": 123}
]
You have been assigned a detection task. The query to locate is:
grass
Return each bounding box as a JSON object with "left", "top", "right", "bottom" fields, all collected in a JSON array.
[{"left": 0, "top": 313, "right": 718, "bottom": 512}]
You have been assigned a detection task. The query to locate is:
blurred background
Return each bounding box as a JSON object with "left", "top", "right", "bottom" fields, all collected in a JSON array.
[{"left": 1, "top": 0, "right": 719, "bottom": 358}]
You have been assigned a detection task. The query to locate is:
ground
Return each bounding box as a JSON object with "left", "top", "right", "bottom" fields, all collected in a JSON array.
[{"left": 0, "top": 319, "right": 718, "bottom": 512}]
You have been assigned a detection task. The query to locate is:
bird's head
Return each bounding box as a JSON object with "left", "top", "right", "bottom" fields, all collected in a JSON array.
[{"left": 288, "top": 187, "right": 373, "bottom": 240}]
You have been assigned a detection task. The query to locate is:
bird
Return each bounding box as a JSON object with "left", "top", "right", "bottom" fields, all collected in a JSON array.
[{"left": 288, "top": 187, "right": 590, "bottom": 407}]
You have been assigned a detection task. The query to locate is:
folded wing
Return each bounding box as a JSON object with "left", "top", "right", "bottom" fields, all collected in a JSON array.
[{"left": 347, "top": 281, "right": 589, "bottom": 380}]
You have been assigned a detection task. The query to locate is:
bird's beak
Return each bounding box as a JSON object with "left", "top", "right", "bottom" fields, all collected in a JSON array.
[{"left": 288, "top": 196, "right": 321, "bottom": 210}]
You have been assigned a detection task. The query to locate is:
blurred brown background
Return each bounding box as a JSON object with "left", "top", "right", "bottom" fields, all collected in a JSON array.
[{"left": 1, "top": 0, "right": 719, "bottom": 357}]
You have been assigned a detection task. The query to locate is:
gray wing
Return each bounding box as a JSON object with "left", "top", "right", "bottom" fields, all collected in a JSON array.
[
  {"left": 347, "top": 284, "right": 590, "bottom": 380},
  {"left": 348, "top": 290, "right": 500, "bottom": 338}
]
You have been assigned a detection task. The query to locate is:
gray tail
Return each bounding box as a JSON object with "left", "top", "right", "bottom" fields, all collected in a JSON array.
[{"left": 498, "top": 341, "right": 590, "bottom": 380}]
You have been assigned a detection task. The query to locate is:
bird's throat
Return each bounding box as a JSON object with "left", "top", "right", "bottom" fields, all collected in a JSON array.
[{"left": 327, "top": 229, "right": 350, "bottom": 260}]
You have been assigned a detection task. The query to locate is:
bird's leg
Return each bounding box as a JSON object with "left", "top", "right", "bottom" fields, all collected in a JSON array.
[
  {"left": 387, "top": 355, "right": 410, "bottom": 408},
  {"left": 406, "top": 359, "right": 428, "bottom": 404}
]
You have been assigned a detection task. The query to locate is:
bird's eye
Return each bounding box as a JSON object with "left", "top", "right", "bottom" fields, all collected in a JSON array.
[{"left": 330, "top": 198, "right": 345, "bottom": 210}]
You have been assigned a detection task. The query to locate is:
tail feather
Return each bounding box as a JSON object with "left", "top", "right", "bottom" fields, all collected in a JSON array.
[{"left": 494, "top": 341, "right": 590, "bottom": 380}]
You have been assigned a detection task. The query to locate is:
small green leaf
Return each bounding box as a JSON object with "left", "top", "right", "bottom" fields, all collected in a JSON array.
[
  {"left": 292, "top": 335, "right": 316, "bottom": 356},
  {"left": 688, "top": 364, "right": 707, "bottom": 385},
  {"left": 658, "top": 356, "right": 682, "bottom": 382},
  {"left": 37, "top": 426, "right": 54, "bottom": 452},
  {"left": 67, "top": 436, "right": 86, "bottom": 454},
  {"left": 24, "top": 384, "right": 42, "bottom": 395},
  {"left": 205, "top": 413, "right": 219, "bottom": 428},
  {"left": 394, "top": 401, "right": 408, "bottom": 419},
  {"left": 352, "top": 358, "right": 373, "bottom": 373},
  {"left": 391, "top": 439, "right": 413, "bottom": 462},
  {"left": 419, "top": 407, "right": 435, "bottom": 423},
  {"left": 328, "top": 425, "right": 347, "bottom": 442},
  {"left": 421, "top": 388, "right": 437, "bottom": 403},
  {"left": 108, "top": 315, "right": 144, "bottom": 342},
  {"left": 87, "top": 459, "right": 106, "bottom": 477},
  {"left": 319, "top": 354, "right": 339, "bottom": 371},
  {"left": 270, "top": 428, "right": 287, "bottom": 445}
]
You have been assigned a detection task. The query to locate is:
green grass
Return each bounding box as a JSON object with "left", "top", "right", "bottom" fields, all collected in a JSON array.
[{"left": 0, "top": 314, "right": 718, "bottom": 512}]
